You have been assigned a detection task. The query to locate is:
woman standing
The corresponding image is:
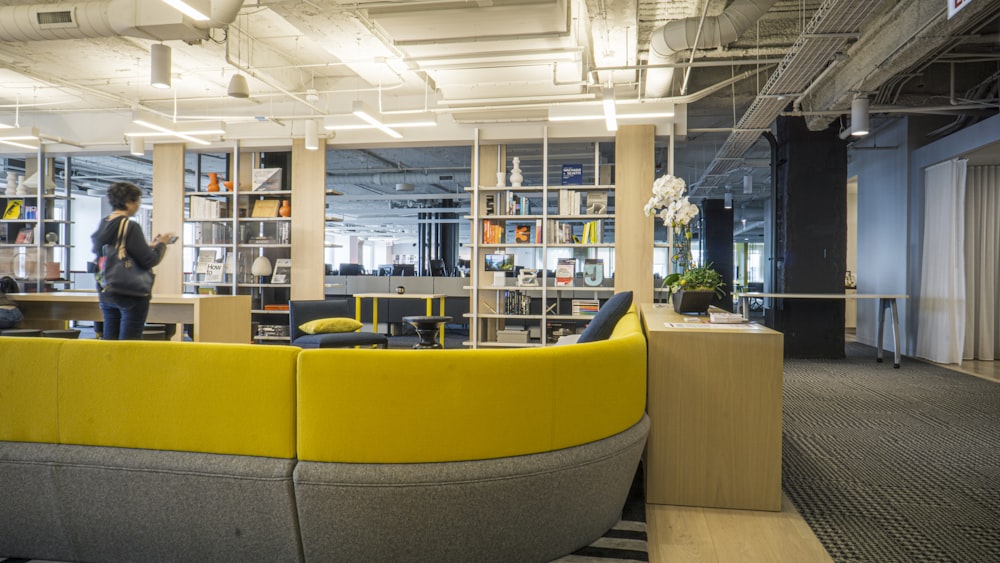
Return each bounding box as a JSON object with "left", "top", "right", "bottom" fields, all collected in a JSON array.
[{"left": 90, "top": 182, "right": 175, "bottom": 340}]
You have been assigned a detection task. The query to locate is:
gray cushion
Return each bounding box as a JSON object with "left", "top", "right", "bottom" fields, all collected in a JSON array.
[{"left": 577, "top": 291, "right": 633, "bottom": 343}]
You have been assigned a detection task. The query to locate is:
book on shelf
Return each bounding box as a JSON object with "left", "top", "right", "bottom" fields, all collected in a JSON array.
[
  {"left": 505, "top": 192, "right": 530, "bottom": 215},
  {"left": 555, "top": 258, "right": 576, "bottom": 286},
  {"left": 194, "top": 250, "right": 218, "bottom": 274},
  {"left": 586, "top": 192, "right": 608, "bottom": 215},
  {"left": 558, "top": 189, "right": 581, "bottom": 215},
  {"left": 3, "top": 199, "right": 22, "bottom": 220},
  {"left": 15, "top": 227, "right": 34, "bottom": 244},
  {"left": 204, "top": 262, "right": 225, "bottom": 283},
  {"left": 251, "top": 199, "right": 280, "bottom": 218},
  {"left": 581, "top": 220, "right": 602, "bottom": 244},
  {"left": 189, "top": 195, "right": 226, "bottom": 219},
  {"left": 571, "top": 299, "right": 600, "bottom": 317},
  {"left": 485, "top": 194, "right": 495, "bottom": 215},
  {"left": 482, "top": 219, "right": 505, "bottom": 244},
  {"left": 197, "top": 287, "right": 217, "bottom": 295},
  {"left": 263, "top": 304, "right": 290, "bottom": 311},
  {"left": 271, "top": 258, "right": 291, "bottom": 284},
  {"left": 514, "top": 224, "right": 531, "bottom": 243},
  {"left": 561, "top": 164, "right": 583, "bottom": 185},
  {"left": 547, "top": 220, "right": 573, "bottom": 244}
]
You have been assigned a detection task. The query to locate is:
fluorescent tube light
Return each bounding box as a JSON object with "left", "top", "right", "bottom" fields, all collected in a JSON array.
[
  {"left": 128, "top": 111, "right": 224, "bottom": 146},
  {"left": 602, "top": 87, "right": 617, "bottom": 132},
  {"left": 159, "top": 0, "right": 210, "bottom": 21},
  {"left": 0, "top": 127, "right": 40, "bottom": 150},
  {"left": 349, "top": 101, "right": 403, "bottom": 138}
]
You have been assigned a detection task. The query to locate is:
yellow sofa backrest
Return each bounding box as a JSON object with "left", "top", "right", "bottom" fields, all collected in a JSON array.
[
  {"left": 0, "top": 337, "right": 63, "bottom": 443},
  {"left": 296, "top": 308, "right": 646, "bottom": 463},
  {"left": 0, "top": 338, "right": 299, "bottom": 459}
]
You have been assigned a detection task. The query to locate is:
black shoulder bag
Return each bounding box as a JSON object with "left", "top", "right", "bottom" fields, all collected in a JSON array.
[{"left": 98, "top": 218, "right": 155, "bottom": 296}]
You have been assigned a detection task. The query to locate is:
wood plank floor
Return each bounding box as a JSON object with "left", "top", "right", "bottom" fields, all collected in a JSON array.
[
  {"left": 646, "top": 494, "right": 832, "bottom": 563},
  {"left": 645, "top": 339, "right": 996, "bottom": 563}
]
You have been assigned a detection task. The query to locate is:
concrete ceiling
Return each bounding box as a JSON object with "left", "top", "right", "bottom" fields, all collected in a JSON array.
[{"left": 1, "top": 0, "right": 998, "bottom": 241}]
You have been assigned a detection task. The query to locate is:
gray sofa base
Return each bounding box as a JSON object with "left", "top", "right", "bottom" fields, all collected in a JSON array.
[
  {"left": 0, "top": 442, "right": 303, "bottom": 563},
  {"left": 293, "top": 415, "right": 650, "bottom": 563}
]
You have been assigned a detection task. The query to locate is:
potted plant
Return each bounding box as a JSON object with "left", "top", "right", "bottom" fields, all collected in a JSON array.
[{"left": 663, "top": 263, "right": 726, "bottom": 315}]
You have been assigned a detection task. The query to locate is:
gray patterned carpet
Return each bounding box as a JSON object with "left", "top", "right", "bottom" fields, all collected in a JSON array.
[{"left": 782, "top": 343, "right": 1000, "bottom": 563}]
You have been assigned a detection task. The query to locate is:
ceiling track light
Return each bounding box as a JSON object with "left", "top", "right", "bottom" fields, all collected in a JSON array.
[
  {"left": 851, "top": 95, "right": 870, "bottom": 136},
  {"left": 352, "top": 100, "right": 402, "bottom": 139},
  {"left": 602, "top": 86, "right": 617, "bottom": 132},
  {"left": 150, "top": 43, "right": 172, "bottom": 89}
]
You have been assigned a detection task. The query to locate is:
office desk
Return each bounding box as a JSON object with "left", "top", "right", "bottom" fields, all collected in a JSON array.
[
  {"left": 736, "top": 292, "right": 908, "bottom": 367},
  {"left": 640, "top": 303, "right": 783, "bottom": 511},
  {"left": 12, "top": 293, "right": 251, "bottom": 343},
  {"left": 354, "top": 293, "right": 446, "bottom": 345}
]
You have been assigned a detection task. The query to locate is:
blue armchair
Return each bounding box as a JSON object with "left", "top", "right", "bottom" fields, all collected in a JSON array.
[{"left": 289, "top": 298, "right": 389, "bottom": 349}]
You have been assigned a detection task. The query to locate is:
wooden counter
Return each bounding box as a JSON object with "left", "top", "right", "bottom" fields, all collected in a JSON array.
[
  {"left": 11, "top": 292, "right": 251, "bottom": 343},
  {"left": 640, "top": 303, "right": 783, "bottom": 511}
]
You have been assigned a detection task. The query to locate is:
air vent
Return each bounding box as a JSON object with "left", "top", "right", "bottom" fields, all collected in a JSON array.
[
  {"left": 37, "top": 9, "right": 77, "bottom": 29},
  {"left": 438, "top": 175, "right": 453, "bottom": 181}
]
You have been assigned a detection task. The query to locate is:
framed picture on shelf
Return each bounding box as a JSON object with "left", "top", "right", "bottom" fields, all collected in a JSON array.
[{"left": 271, "top": 258, "right": 292, "bottom": 284}]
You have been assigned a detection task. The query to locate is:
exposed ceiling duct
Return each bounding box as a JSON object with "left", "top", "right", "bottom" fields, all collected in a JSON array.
[
  {"left": 0, "top": 0, "right": 244, "bottom": 43},
  {"left": 645, "top": 0, "right": 778, "bottom": 98}
]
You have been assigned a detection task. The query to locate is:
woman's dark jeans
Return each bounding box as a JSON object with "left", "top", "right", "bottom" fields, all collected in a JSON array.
[{"left": 98, "top": 292, "right": 151, "bottom": 340}]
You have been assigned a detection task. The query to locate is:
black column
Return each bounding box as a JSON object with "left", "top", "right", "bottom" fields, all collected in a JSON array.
[
  {"left": 773, "top": 116, "right": 847, "bottom": 357},
  {"left": 702, "top": 199, "right": 734, "bottom": 312}
]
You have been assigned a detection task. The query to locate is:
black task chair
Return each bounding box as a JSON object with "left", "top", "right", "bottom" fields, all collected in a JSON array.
[{"left": 289, "top": 298, "right": 388, "bottom": 349}]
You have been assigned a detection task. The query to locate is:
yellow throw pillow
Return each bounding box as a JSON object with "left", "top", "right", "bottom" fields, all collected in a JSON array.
[{"left": 299, "top": 317, "right": 362, "bottom": 334}]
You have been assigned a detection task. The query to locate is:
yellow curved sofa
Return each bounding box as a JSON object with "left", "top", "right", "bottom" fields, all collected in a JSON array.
[{"left": 0, "top": 307, "right": 648, "bottom": 562}]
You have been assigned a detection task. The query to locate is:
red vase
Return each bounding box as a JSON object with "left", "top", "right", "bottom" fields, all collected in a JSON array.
[{"left": 279, "top": 199, "right": 291, "bottom": 217}]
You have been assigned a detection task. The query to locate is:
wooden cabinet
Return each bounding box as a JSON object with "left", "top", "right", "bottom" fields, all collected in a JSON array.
[{"left": 640, "top": 303, "right": 784, "bottom": 511}]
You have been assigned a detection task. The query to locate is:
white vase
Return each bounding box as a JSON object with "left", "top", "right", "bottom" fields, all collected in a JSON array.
[
  {"left": 15, "top": 175, "right": 27, "bottom": 196},
  {"left": 496, "top": 171, "right": 505, "bottom": 188},
  {"left": 4, "top": 172, "right": 15, "bottom": 195},
  {"left": 509, "top": 157, "right": 523, "bottom": 187}
]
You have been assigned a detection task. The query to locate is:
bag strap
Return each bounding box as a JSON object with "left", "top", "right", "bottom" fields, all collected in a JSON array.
[{"left": 115, "top": 217, "right": 129, "bottom": 259}]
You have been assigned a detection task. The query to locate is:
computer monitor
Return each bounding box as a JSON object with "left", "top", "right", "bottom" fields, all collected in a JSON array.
[
  {"left": 339, "top": 263, "right": 365, "bottom": 276},
  {"left": 391, "top": 263, "right": 415, "bottom": 276},
  {"left": 378, "top": 264, "right": 394, "bottom": 277}
]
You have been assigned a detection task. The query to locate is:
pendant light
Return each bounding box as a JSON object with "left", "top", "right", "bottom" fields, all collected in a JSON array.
[
  {"left": 851, "top": 95, "right": 870, "bottom": 136},
  {"left": 304, "top": 119, "right": 319, "bottom": 151},
  {"left": 150, "top": 43, "right": 171, "bottom": 89}
]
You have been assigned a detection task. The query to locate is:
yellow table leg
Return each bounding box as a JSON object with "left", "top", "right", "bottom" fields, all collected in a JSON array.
[
  {"left": 439, "top": 296, "right": 446, "bottom": 347},
  {"left": 372, "top": 297, "right": 379, "bottom": 335}
]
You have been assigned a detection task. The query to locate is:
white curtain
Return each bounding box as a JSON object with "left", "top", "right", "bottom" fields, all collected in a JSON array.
[
  {"left": 916, "top": 159, "right": 966, "bottom": 364},
  {"left": 963, "top": 165, "right": 1000, "bottom": 360}
]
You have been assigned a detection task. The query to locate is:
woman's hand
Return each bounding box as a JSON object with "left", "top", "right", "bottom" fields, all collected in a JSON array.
[{"left": 153, "top": 232, "right": 177, "bottom": 245}]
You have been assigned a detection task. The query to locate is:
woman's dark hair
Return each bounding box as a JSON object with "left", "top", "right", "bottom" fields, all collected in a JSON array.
[
  {"left": 0, "top": 276, "right": 19, "bottom": 294},
  {"left": 107, "top": 182, "right": 143, "bottom": 211}
]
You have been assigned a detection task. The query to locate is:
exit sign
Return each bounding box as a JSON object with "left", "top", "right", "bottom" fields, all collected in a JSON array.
[{"left": 948, "top": 0, "right": 972, "bottom": 19}]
